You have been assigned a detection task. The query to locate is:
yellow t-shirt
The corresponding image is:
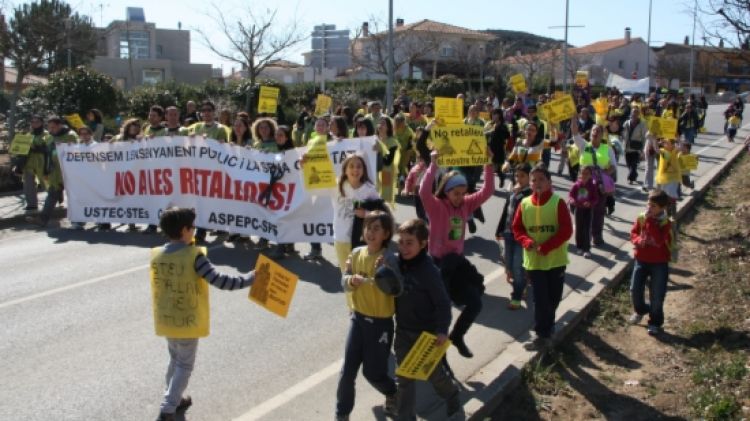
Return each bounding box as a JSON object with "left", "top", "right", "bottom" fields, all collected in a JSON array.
[{"left": 344, "top": 247, "right": 394, "bottom": 318}]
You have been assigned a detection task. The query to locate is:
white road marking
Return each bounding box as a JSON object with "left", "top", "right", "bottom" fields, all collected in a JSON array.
[{"left": 0, "top": 244, "right": 223, "bottom": 310}]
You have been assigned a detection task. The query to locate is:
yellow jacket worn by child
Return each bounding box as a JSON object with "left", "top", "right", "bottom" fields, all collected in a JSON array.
[
  {"left": 335, "top": 211, "right": 398, "bottom": 420},
  {"left": 656, "top": 139, "right": 681, "bottom": 202},
  {"left": 151, "top": 207, "right": 255, "bottom": 421}
]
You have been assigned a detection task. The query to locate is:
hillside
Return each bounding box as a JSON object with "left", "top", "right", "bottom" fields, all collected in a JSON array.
[{"left": 483, "top": 29, "right": 568, "bottom": 58}]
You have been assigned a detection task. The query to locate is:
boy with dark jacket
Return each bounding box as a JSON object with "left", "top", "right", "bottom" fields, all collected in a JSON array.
[{"left": 391, "top": 219, "right": 460, "bottom": 420}]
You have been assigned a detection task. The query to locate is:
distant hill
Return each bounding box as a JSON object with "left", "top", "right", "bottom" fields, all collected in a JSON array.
[{"left": 482, "top": 29, "right": 569, "bottom": 58}]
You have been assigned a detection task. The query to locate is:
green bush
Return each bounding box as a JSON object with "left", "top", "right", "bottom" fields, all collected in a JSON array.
[{"left": 22, "top": 66, "right": 121, "bottom": 117}]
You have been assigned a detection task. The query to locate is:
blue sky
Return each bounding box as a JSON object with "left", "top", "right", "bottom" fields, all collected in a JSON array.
[{"left": 7, "top": 0, "right": 706, "bottom": 74}]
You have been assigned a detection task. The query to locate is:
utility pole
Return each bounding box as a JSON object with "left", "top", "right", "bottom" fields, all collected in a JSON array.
[
  {"left": 320, "top": 23, "right": 326, "bottom": 92},
  {"left": 688, "top": 0, "right": 697, "bottom": 90},
  {"left": 646, "top": 0, "right": 653, "bottom": 87},
  {"left": 386, "top": 0, "right": 394, "bottom": 113},
  {"left": 548, "top": 0, "right": 583, "bottom": 91}
]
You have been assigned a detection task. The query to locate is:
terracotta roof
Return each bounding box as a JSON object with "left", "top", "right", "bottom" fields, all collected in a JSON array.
[
  {"left": 504, "top": 37, "right": 644, "bottom": 65},
  {"left": 373, "top": 19, "right": 494, "bottom": 40}
]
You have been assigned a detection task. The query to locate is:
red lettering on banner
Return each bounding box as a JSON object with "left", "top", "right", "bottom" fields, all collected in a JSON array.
[
  {"left": 179, "top": 168, "right": 194, "bottom": 194},
  {"left": 115, "top": 171, "right": 136, "bottom": 196},
  {"left": 285, "top": 183, "right": 296, "bottom": 211},
  {"left": 174, "top": 168, "right": 296, "bottom": 210}
]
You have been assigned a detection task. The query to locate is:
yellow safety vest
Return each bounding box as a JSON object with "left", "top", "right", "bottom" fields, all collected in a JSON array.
[
  {"left": 579, "top": 142, "right": 611, "bottom": 168},
  {"left": 150, "top": 245, "right": 210, "bottom": 338},
  {"left": 345, "top": 247, "right": 395, "bottom": 318},
  {"left": 520, "top": 194, "right": 569, "bottom": 270}
]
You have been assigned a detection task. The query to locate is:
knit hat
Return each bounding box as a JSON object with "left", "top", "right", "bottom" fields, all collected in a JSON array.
[{"left": 444, "top": 174, "right": 468, "bottom": 193}]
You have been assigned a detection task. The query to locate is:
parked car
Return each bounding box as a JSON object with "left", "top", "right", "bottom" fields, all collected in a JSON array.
[{"left": 717, "top": 91, "right": 738, "bottom": 102}]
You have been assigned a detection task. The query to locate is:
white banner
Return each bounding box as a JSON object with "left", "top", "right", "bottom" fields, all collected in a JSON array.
[
  {"left": 605, "top": 74, "right": 651, "bottom": 94},
  {"left": 58, "top": 136, "right": 379, "bottom": 243}
]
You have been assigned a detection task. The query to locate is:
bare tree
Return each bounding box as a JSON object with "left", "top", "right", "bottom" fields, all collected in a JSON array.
[
  {"left": 349, "top": 18, "right": 439, "bottom": 80},
  {"left": 453, "top": 40, "right": 484, "bottom": 84},
  {"left": 704, "top": 0, "right": 750, "bottom": 48},
  {"left": 195, "top": 4, "right": 306, "bottom": 112}
]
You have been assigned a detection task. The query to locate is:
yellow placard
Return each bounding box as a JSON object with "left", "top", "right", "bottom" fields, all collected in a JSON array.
[
  {"left": 303, "top": 141, "right": 337, "bottom": 189},
  {"left": 539, "top": 94, "right": 577, "bottom": 124},
  {"left": 430, "top": 124, "right": 488, "bottom": 167},
  {"left": 509, "top": 73, "right": 527, "bottom": 94},
  {"left": 249, "top": 254, "right": 299, "bottom": 318},
  {"left": 395, "top": 332, "right": 451, "bottom": 380},
  {"left": 575, "top": 71, "right": 588, "bottom": 88},
  {"left": 258, "top": 86, "right": 280, "bottom": 114},
  {"left": 314, "top": 94, "right": 333, "bottom": 117},
  {"left": 479, "top": 111, "right": 490, "bottom": 122},
  {"left": 9, "top": 134, "right": 33, "bottom": 155},
  {"left": 649, "top": 117, "right": 678, "bottom": 139},
  {"left": 680, "top": 153, "right": 698, "bottom": 171},
  {"left": 434, "top": 97, "right": 464, "bottom": 125},
  {"left": 64, "top": 113, "right": 86, "bottom": 130},
  {"left": 553, "top": 91, "right": 564, "bottom": 99}
]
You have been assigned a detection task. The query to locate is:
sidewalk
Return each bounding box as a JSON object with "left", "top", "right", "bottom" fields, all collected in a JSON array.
[{"left": 0, "top": 190, "right": 66, "bottom": 228}]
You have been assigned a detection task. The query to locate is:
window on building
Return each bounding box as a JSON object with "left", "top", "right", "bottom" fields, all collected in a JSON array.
[
  {"left": 618, "top": 60, "right": 624, "bottom": 69},
  {"left": 440, "top": 46, "right": 455, "bottom": 58},
  {"left": 156, "top": 45, "right": 163, "bottom": 58},
  {"left": 142, "top": 68, "right": 164, "bottom": 85},
  {"left": 120, "top": 30, "right": 150, "bottom": 59}
]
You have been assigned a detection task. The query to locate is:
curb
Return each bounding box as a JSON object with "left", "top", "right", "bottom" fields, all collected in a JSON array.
[{"left": 463, "top": 139, "right": 749, "bottom": 420}]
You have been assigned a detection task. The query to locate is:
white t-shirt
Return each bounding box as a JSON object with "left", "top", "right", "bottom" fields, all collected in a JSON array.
[{"left": 333, "top": 181, "right": 380, "bottom": 242}]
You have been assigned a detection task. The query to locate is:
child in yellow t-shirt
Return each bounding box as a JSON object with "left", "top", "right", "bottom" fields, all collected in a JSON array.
[
  {"left": 727, "top": 111, "right": 741, "bottom": 142},
  {"left": 336, "top": 210, "right": 398, "bottom": 419}
]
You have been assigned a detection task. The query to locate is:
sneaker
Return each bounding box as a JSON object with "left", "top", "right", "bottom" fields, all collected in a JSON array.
[
  {"left": 143, "top": 225, "right": 158, "bottom": 234},
  {"left": 524, "top": 336, "right": 552, "bottom": 351},
  {"left": 303, "top": 247, "right": 322, "bottom": 261},
  {"left": 334, "top": 415, "right": 349, "bottom": 421},
  {"left": 647, "top": 325, "right": 662, "bottom": 336},
  {"left": 227, "top": 234, "right": 241, "bottom": 242},
  {"left": 155, "top": 412, "right": 176, "bottom": 421},
  {"left": 641, "top": 186, "right": 650, "bottom": 193},
  {"left": 449, "top": 334, "right": 473, "bottom": 358},
  {"left": 583, "top": 251, "right": 592, "bottom": 259},
  {"left": 257, "top": 238, "right": 269, "bottom": 249},
  {"left": 507, "top": 299, "right": 522, "bottom": 310},
  {"left": 383, "top": 393, "right": 398, "bottom": 417},
  {"left": 467, "top": 219, "right": 476, "bottom": 234},
  {"left": 127, "top": 224, "right": 140, "bottom": 232},
  {"left": 177, "top": 395, "right": 192, "bottom": 411},
  {"left": 628, "top": 312, "right": 644, "bottom": 325},
  {"left": 284, "top": 244, "right": 297, "bottom": 254},
  {"left": 24, "top": 206, "right": 38, "bottom": 212}
]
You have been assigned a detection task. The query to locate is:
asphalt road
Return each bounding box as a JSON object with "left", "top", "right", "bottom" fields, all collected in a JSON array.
[{"left": 0, "top": 105, "right": 742, "bottom": 421}]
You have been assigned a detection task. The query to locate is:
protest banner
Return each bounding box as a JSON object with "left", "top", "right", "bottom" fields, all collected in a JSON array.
[
  {"left": 539, "top": 94, "right": 577, "bottom": 124},
  {"left": 648, "top": 117, "right": 678, "bottom": 139},
  {"left": 680, "top": 153, "right": 698, "bottom": 171},
  {"left": 9, "top": 134, "right": 33, "bottom": 155},
  {"left": 64, "top": 113, "right": 86, "bottom": 130},
  {"left": 151, "top": 246, "right": 210, "bottom": 338},
  {"left": 58, "top": 136, "right": 378, "bottom": 243},
  {"left": 249, "top": 254, "right": 299, "bottom": 318},
  {"left": 575, "top": 71, "right": 589, "bottom": 88},
  {"left": 395, "top": 332, "right": 451, "bottom": 380},
  {"left": 509, "top": 73, "right": 527, "bottom": 94},
  {"left": 429, "top": 124, "right": 488, "bottom": 167},
  {"left": 303, "top": 141, "right": 337, "bottom": 189},
  {"left": 314, "top": 94, "right": 333, "bottom": 116},
  {"left": 434, "top": 97, "right": 464, "bottom": 125},
  {"left": 258, "top": 86, "right": 280, "bottom": 114}
]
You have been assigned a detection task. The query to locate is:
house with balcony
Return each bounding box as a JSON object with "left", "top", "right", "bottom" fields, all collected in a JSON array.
[
  {"left": 347, "top": 19, "right": 494, "bottom": 81},
  {"left": 91, "top": 7, "right": 213, "bottom": 90}
]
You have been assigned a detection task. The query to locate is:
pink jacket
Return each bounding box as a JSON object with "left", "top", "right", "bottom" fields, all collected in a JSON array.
[
  {"left": 405, "top": 161, "right": 426, "bottom": 193},
  {"left": 419, "top": 162, "right": 495, "bottom": 258}
]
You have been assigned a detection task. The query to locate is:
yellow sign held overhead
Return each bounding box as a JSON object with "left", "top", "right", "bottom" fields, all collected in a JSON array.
[
  {"left": 249, "top": 254, "right": 299, "bottom": 318},
  {"left": 509, "top": 73, "right": 527, "bottom": 94},
  {"left": 479, "top": 111, "right": 490, "bottom": 122},
  {"left": 575, "top": 71, "right": 589, "bottom": 88},
  {"left": 395, "top": 332, "right": 452, "bottom": 380},
  {"left": 303, "top": 141, "right": 337, "bottom": 189},
  {"left": 593, "top": 98, "right": 608, "bottom": 116},
  {"left": 64, "top": 113, "right": 86, "bottom": 130},
  {"left": 314, "top": 94, "right": 333, "bottom": 116},
  {"left": 648, "top": 117, "right": 678, "bottom": 140},
  {"left": 430, "top": 124, "right": 488, "bottom": 167},
  {"left": 539, "top": 94, "right": 577, "bottom": 124},
  {"left": 9, "top": 134, "right": 33, "bottom": 155},
  {"left": 258, "top": 86, "right": 280, "bottom": 114},
  {"left": 434, "top": 97, "right": 464, "bottom": 125}
]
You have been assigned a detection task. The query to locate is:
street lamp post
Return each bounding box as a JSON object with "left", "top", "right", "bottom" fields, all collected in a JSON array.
[
  {"left": 386, "top": 0, "right": 394, "bottom": 113},
  {"left": 689, "top": 0, "right": 697, "bottom": 90}
]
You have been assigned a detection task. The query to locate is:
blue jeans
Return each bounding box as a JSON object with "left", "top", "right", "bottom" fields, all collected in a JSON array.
[
  {"left": 630, "top": 260, "right": 669, "bottom": 327},
  {"left": 161, "top": 338, "right": 198, "bottom": 413},
  {"left": 683, "top": 127, "right": 697, "bottom": 144},
  {"left": 503, "top": 232, "right": 525, "bottom": 301}
]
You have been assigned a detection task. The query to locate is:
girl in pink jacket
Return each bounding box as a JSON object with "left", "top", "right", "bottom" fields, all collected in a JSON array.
[{"left": 418, "top": 149, "right": 495, "bottom": 358}]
